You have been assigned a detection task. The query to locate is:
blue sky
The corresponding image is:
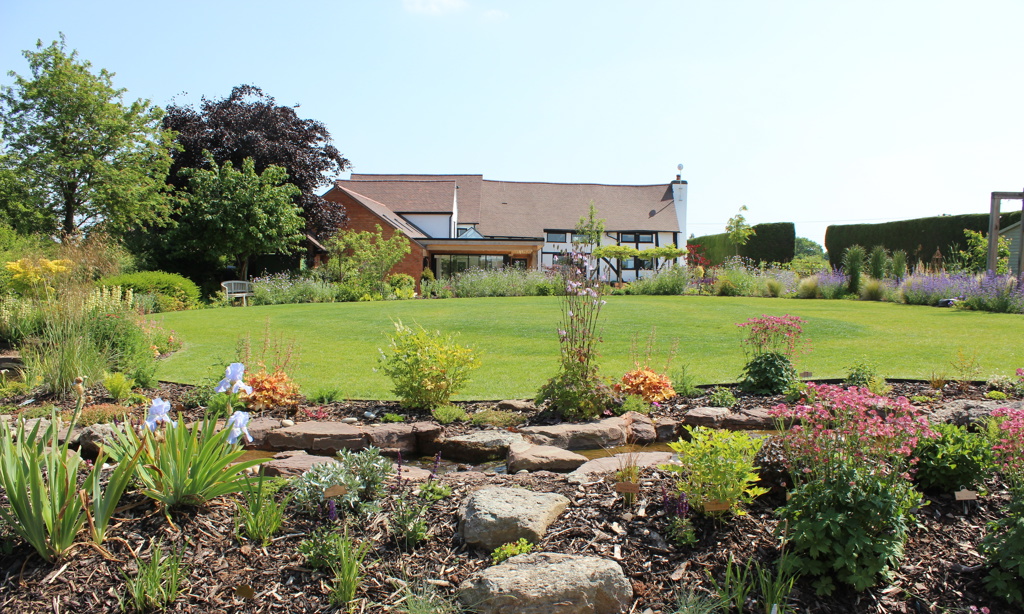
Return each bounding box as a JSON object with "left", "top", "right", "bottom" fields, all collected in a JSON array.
[{"left": 3, "top": 0, "right": 1024, "bottom": 248}]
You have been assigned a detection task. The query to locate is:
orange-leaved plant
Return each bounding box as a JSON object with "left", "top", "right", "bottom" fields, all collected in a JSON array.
[
  {"left": 245, "top": 369, "right": 300, "bottom": 413},
  {"left": 616, "top": 368, "right": 675, "bottom": 403}
]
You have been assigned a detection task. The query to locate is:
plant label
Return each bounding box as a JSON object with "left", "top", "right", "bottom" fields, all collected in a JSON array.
[
  {"left": 954, "top": 488, "right": 978, "bottom": 501},
  {"left": 614, "top": 481, "right": 640, "bottom": 494},
  {"left": 324, "top": 485, "right": 349, "bottom": 499},
  {"left": 702, "top": 500, "right": 731, "bottom": 512}
]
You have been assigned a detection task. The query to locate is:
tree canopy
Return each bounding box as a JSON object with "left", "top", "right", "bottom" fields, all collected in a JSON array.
[
  {"left": 163, "top": 85, "right": 350, "bottom": 238},
  {"left": 726, "top": 205, "right": 756, "bottom": 253},
  {"left": 179, "top": 155, "right": 304, "bottom": 279},
  {"left": 324, "top": 224, "right": 411, "bottom": 294},
  {"left": 0, "top": 36, "right": 175, "bottom": 238}
]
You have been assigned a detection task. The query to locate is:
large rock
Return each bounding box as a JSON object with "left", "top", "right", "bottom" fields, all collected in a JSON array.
[
  {"left": 519, "top": 417, "right": 625, "bottom": 450},
  {"left": 262, "top": 450, "right": 337, "bottom": 477},
  {"left": 442, "top": 430, "right": 526, "bottom": 463},
  {"left": 620, "top": 412, "right": 656, "bottom": 444},
  {"left": 721, "top": 407, "right": 776, "bottom": 430},
  {"left": 497, "top": 400, "right": 536, "bottom": 411},
  {"left": 507, "top": 444, "right": 588, "bottom": 473},
  {"left": 243, "top": 416, "right": 283, "bottom": 450},
  {"left": 77, "top": 423, "right": 118, "bottom": 457},
  {"left": 567, "top": 451, "right": 676, "bottom": 484},
  {"left": 653, "top": 417, "right": 679, "bottom": 442},
  {"left": 459, "top": 552, "right": 632, "bottom": 614},
  {"left": 365, "top": 423, "right": 418, "bottom": 457},
  {"left": 929, "top": 399, "right": 1024, "bottom": 427},
  {"left": 679, "top": 407, "right": 731, "bottom": 428},
  {"left": 458, "top": 486, "right": 570, "bottom": 550},
  {"left": 412, "top": 421, "right": 444, "bottom": 456},
  {"left": 264, "top": 422, "right": 367, "bottom": 454}
]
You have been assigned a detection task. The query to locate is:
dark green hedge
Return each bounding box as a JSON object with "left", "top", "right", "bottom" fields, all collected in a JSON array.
[
  {"left": 824, "top": 211, "right": 1022, "bottom": 269},
  {"left": 688, "top": 222, "right": 796, "bottom": 266}
]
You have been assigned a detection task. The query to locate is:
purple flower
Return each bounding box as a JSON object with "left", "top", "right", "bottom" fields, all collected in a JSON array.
[
  {"left": 145, "top": 398, "right": 176, "bottom": 431},
  {"left": 215, "top": 362, "right": 253, "bottom": 395},
  {"left": 225, "top": 410, "right": 252, "bottom": 444}
]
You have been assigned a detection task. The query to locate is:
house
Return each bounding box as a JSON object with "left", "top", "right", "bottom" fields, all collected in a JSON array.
[
  {"left": 321, "top": 172, "right": 688, "bottom": 283},
  {"left": 999, "top": 220, "right": 1023, "bottom": 274}
]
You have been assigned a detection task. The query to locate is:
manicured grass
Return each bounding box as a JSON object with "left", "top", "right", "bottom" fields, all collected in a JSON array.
[{"left": 153, "top": 296, "right": 1024, "bottom": 400}]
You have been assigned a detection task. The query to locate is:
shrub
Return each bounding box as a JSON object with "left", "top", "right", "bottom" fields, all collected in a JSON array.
[
  {"left": 795, "top": 276, "right": 819, "bottom": 299},
  {"left": 868, "top": 245, "right": 889, "bottom": 280},
  {"left": 661, "top": 426, "right": 768, "bottom": 516},
  {"left": 842, "top": 245, "right": 866, "bottom": 294},
  {"left": 616, "top": 368, "right": 675, "bottom": 403},
  {"left": 859, "top": 277, "right": 888, "bottom": 301},
  {"left": 627, "top": 265, "right": 692, "bottom": 295},
  {"left": 491, "top": 538, "right": 534, "bottom": 564},
  {"left": 99, "top": 271, "right": 200, "bottom": 311},
  {"left": 431, "top": 405, "right": 468, "bottom": 424},
  {"left": 378, "top": 321, "right": 481, "bottom": 411},
  {"left": 816, "top": 269, "right": 848, "bottom": 299},
  {"left": 616, "top": 393, "right": 651, "bottom": 416},
  {"left": 290, "top": 447, "right": 393, "bottom": 516},
  {"left": 670, "top": 364, "right": 702, "bottom": 398},
  {"left": 739, "top": 351, "right": 796, "bottom": 395},
  {"left": 913, "top": 423, "right": 995, "bottom": 492},
  {"left": 770, "top": 384, "right": 936, "bottom": 594},
  {"left": 987, "top": 390, "right": 1008, "bottom": 400},
  {"left": 844, "top": 358, "right": 881, "bottom": 388},
  {"left": 76, "top": 403, "right": 130, "bottom": 426},
  {"left": 244, "top": 368, "right": 301, "bottom": 413},
  {"left": 101, "top": 371, "right": 135, "bottom": 402},
  {"left": 706, "top": 387, "right": 736, "bottom": 408},
  {"left": 250, "top": 272, "right": 339, "bottom": 305}
]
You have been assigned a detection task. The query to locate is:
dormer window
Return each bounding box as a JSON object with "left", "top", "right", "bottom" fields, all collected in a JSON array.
[{"left": 546, "top": 232, "right": 570, "bottom": 243}]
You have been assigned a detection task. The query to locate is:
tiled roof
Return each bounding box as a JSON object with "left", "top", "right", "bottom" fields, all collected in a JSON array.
[
  {"left": 332, "top": 186, "right": 428, "bottom": 240},
  {"left": 335, "top": 178, "right": 457, "bottom": 214},
  {"left": 341, "top": 174, "right": 679, "bottom": 239},
  {"left": 480, "top": 181, "right": 677, "bottom": 238}
]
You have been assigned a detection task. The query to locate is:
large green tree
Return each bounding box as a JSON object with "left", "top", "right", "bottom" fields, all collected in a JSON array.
[
  {"left": 179, "top": 155, "right": 303, "bottom": 279},
  {"left": 0, "top": 36, "right": 175, "bottom": 238}
]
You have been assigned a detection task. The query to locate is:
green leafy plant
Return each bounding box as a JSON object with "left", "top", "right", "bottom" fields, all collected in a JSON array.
[
  {"left": 843, "top": 358, "right": 881, "bottom": 388},
  {"left": 842, "top": 244, "right": 866, "bottom": 294},
  {"left": 298, "top": 526, "right": 370, "bottom": 607},
  {"left": 105, "top": 406, "right": 264, "bottom": 516},
  {"left": 752, "top": 554, "right": 800, "bottom": 614},
  {"left": 671, "top": 589, "right": 725, "bottom": 614},
  {"left": 740, "top": 351, "right": 796, "bottom": 395},
  {"left": 389, "top": 492, "right": 428, "bottom": 551},
  {"left": 614, "top": 449, "right": 641, "bottom": 507},
  {"left": 417, "top": 479, "right": 451, "bottom": 502},
  {"left": 381, "top": 412, "right": 405, "bottom": 423},
  {"left": 986, "top": 390, "right": 1008, "bottom": 401},
  {"left": 289, "top": 448, "right": 394, "bottom": 516},
  {"left": 397, "top": 583, "right": 460, "bottom": 614},
  {"left": 980, "top": 495, "right": 1024, "bottom": 606},
  {"left": 431, "top": 404, "right": 467, "bottom": 424},
  {"left": 661, "top": 426, "right": 768, "bottom": 516},
  {"left": 491, "top": 537, "right": 534, "bottom": 564},
  {"left": 120, "top": 539, "right": 187, "bottom": 613},
  {"left": 709, "top": 555, "right": 754, "bottom": 613},
  {"left": 310, "top": 387, "right": 344, "bottom": 404},
  {"left": 101, "top": 371, "right": 135, "bottom": 402},
  {"left": 662, "top": 489, "right": 697, "bottom": 547},
  {"left": 670, "top": 364, "right": 702, "bottom": 398},
  {"left": 913, "top": 423, "right": 994, "bottom": 493},
  {"left": 378, "top": 321, "right": 481, "bottom": 410},
  {"left": 616, "top": 393, "right": 652, "bottom": 416},
  {"left": 706, "top": 387, "right": 737, "bottom": 408},
  {"left": 469, "top": 409, "right": 525, "bottom": 427},
  {"left": 234, "top": 476, "right": 290, "bottom": 547}
]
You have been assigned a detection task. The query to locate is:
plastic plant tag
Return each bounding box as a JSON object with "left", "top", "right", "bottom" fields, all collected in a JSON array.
[
  {"left": 324, "top": 485, "right": 349, "bottom": 499},
  {"left": 955, "top": 488, "right": 978, "bottom": 501},
  {"left": 614, "top": 481, "right": 640, "bottom": 495},
  {"left": 702, "top": 500, "right": 731, "bottom": 512},
  {"left": 235, "top": 584, "right": 255, "bottom": 600}
]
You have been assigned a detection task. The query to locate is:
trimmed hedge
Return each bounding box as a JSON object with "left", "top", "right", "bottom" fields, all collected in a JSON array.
[
  {"left": 98, "top": 270, "right": 201, "bottom": 311},
  {"left": 688, "top": 222, "right": 796, "bottom": 266},
  {"left": 824, "top": 211, "right": 1022, "bottom": 269}
]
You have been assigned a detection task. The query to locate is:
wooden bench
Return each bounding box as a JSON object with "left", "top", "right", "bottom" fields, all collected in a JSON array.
[{"left": 221, "top": 280, "right": 254, "bottom": 306}]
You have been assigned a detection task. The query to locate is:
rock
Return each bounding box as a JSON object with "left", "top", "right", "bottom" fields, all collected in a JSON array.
[
  {"left": 264, "top": 421, "right": 368, "bottom": 454},
  {"left": 395, "top": 464, "right": 434, "bottom": 482},
  {"left": 929, "top": 398, "right": 1024, "bottom": 427},
  {"left": 458, "top": 486, "right": 570, "bottom": 550},
  {"left": 654, "top": 417, "right": 679, "bottom": 442},
  {"left": 442, "top": 430, "right": 526, "bottom": 463},
  {"left": 365, "top": 423, "right": 418, "bottom": 457},
  {"left": 497, "top": 400, "right": 536, "bottom": 411},
  {"left": 243, "top": 416, "right": 282, "bottom": 450},
  {"left": 412, "top": 421, "right": 444, "bottom": 456},
  {"left": 519, "top": 417, "right": 625, "bottom": 450},
  {"left": 680, "top": 407, "right": 731, "bottom": 428},
  {"left": 341, "top": 417, "right": 359, "bottom": 424},
  {"left": 458, "top": 552, "right": 632, "bottom": 614},
  {"left": 77, "top": 423, "right": 118, "bottom": 457},
  {"left": 507, "top": 444, "right": 589, "bottom": 473},
  {"left": 567, "top": 451, "right": 676, "bottom": 484},
  {"left": 721, "top": 407, "right": 776, "bottom": 430},
  {"left": 262, "top": 451, "right": 337, "bottom": 477},
  {"left": 621, "top": 412, "right": 656, "bottom": 444},
  {"left": 280, "top": 419, "right": 295, "bottom": 427}
]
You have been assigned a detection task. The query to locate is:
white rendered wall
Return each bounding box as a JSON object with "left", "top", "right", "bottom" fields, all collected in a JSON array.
[{"left": 403, "top": 214, "right": 452, "bottom": 239}]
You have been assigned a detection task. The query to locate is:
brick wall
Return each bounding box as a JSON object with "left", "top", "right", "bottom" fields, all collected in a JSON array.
[{"left": 323, "top": 188, "right": 428, "bottom": 286}]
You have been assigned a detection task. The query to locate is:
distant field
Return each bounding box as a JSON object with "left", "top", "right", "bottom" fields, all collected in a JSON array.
[{"left": 153, "top": 296, "right": 1024, "bottom": 400}]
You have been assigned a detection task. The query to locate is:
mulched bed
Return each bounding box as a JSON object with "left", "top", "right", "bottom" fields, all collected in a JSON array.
[{"left": 0, "top": 381, "right": 1020, "bottom": 613}]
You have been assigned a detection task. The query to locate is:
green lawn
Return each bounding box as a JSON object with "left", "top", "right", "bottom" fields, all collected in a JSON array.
[{"left": 153, "top": 296, "right": 1024, "bottom": 400}]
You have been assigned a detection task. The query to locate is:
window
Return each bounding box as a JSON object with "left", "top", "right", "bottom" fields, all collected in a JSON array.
[
  {"left": 435, "top": 254, "right": 506, "bottom": 277},
  {"left": 620, "top": 233, "right": 636, "bottom": 243},
  {"left": 638, "top": 233, "right": 654, "bottom": 243},
  {"left": 620, "top": 232, "right": 653, "bottom": 244},
  {"left": 546, "top": 232, "right": 569, "bottom": 243}
]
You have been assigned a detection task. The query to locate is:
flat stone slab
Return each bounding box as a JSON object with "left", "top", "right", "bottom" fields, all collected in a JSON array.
[
  {"left": 459, "top": 552, "right": 632, "bottom": 614},
  {"left": 365, "top": 423, "right": 418, "bottom": 457},
  {"left": 721, "top": 407, "right": 776, "bottom": 430},
  {"left": 262, "top": 451, "right": 337, "bottom": 477},
  {"left": 567, "top": 451, "right": 676, "bottom": 484},
  {"left": 621, "top": 412, "right": 656, "bottom": 443},
  {"left": 264, "top": 421, "right": 368, "bottom": 454},
  {"left": 679, "top": 407, "right": 732, "bottom": 428},
  {"left": 507, "top": 444, "right": 588, "bottom": 473},
  {"left": 496, "top": 399, "right": 536, "bottom": 411},
  {"left": 442, "top": 430, "right": 526, "bottom": 463},
  {"left": 519, "top": 417, "right": 625, "bottom": 450},
  {"left": 244, "top": 416, "right": 283, "bottom": 450},
  {"left": 458, "top": 486, "right": 570, "bottom": 550}
]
